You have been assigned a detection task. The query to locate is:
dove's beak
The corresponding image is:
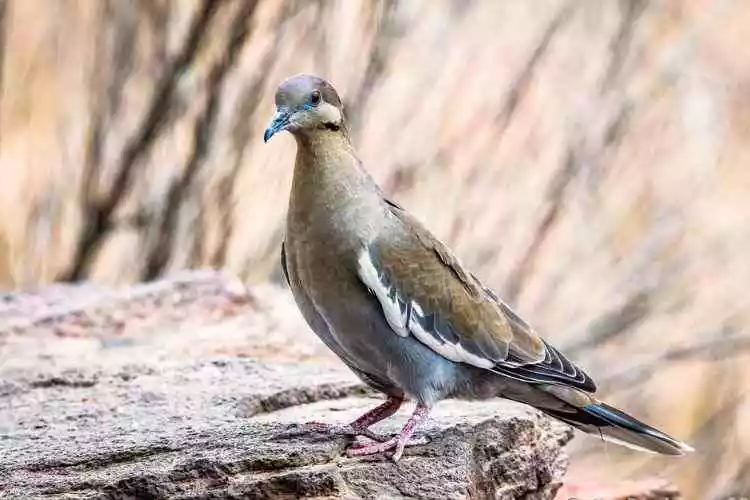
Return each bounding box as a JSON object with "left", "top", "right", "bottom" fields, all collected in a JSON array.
[{"left": 263, "top": 109, "right": 291, "bottom": 143}]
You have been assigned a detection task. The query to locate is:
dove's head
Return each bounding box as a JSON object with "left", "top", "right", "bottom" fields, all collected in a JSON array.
[{"left": 263, "top": 74, "right": 345, "bottom": 143}]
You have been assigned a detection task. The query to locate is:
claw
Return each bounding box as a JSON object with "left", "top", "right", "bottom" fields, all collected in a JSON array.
[
  {"left": 349, "top": 434, "right": 430, "bottom": 450},
  {"left": 346, "top": 434, "right": 430, "bottom": 461},
  {"left": 359, "top": 428, "right": 394, "bottom": 443},
  {"left": 347, "top": 436, "right": 399, "bottom": 458},
  {"left": 345, "top": 404, "right": 432, "bottom": 462},
  {"left": 281, "top": 396, "right": 405, "bottom": 442},
  {"left": 281, "top": 421, "right": 396, "bottom": 443},
  {"left": 280, "top": 399, "right": 431, "bottom": 462}
]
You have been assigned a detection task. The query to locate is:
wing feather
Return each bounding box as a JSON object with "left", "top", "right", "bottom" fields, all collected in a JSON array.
[
  {"left": 357, "top": 199, "right": 596, "bottom": 393},
  {"left": 281, "top": 241, "right": 290, "bottom": 286}
]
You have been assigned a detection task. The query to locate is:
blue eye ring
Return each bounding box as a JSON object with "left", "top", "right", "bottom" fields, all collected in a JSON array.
[{"left": 310, "top": 89, "right": 322, "bottom": 106}]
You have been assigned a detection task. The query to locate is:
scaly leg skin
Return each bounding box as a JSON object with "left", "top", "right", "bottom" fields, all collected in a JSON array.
[
  {"left": 346, "top": 403, "right": 431, "bottom": 462},
  {"left": 288, "top": 395, "right": 403, "bottom": 442}
]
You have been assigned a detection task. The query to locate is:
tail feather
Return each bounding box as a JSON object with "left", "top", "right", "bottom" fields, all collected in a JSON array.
[{"left": 543, "top": 401, "right": 693, "bottom": 455}]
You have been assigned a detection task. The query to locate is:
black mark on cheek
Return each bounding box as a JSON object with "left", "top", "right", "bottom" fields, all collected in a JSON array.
[{"left": 321, "top": 122, "right": 340, "bottom": 131}]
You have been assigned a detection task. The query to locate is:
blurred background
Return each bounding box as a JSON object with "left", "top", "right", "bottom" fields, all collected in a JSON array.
[{"left": 0, "top": 0, "right": 748, "bottom": 497}]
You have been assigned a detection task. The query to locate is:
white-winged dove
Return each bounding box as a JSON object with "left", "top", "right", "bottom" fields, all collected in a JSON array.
[{"left": 264, "top": 74, "right": 693, "bottom": 462}]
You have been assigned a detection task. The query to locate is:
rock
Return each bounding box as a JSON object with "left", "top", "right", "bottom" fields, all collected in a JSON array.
[
  {"left": 1, "top": 357, "right": 571, "bottom": 499},
  {"left": 0, "top": 3, "right": 748, "bottom": 495},
  {"left": 555, "top": 477, "right": 682, "bottom": 500},
  {"left": 0, "top": 273, "right": 683, "bottom": 499}
]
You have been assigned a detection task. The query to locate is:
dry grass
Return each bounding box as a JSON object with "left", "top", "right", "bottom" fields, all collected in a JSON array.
[{"left": 1, "top": 0, "right": 749, "bottom": 496}]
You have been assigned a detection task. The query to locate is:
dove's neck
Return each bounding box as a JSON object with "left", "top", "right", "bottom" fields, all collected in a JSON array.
[{"left": 288, "top": 130, "right": 388, "bottom": 245}]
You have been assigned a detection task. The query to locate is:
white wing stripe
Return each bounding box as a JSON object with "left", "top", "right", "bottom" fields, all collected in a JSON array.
[
  {"left": 358, "top": 251, "right": 409, "bottom": 337},
  {"left": 358, "top": 250, "right": 493, "bottom": 369}
]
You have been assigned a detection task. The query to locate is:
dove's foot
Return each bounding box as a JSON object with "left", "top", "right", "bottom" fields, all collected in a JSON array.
[
  {"left": 285, "top": 395, "right": 405, "bottom": 442},
  {"left": 346, "top": 403, "right": 431, "bottom": 462},
  {"left": 347, "top": 434, "right": 430, "bottom": 458},
  {"left": 292, "top": 421, "right": 391, "bottom": 442}
]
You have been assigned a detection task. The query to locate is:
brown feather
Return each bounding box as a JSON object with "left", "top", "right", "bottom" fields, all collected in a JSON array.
[{"left": 376, "top": 200, "right": 546, "bottom": 365}]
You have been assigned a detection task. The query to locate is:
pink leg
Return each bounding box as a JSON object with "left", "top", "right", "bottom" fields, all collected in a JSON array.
[
  {"left": 346, "top": 403, "right": 431, "bottom": 462},
  {"left": 351, "top": 395, "right": 403, "bottom": 429},
  {"left": 296, "top": 395, "right": 403, "bottom": 442}
]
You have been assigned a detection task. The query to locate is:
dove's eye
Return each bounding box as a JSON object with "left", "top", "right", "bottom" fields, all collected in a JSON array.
[{"left": 310, "top": 90, "right": 322, "bottom": 106}]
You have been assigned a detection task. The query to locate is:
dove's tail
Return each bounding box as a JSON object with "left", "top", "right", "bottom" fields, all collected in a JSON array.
[{"left": 540, "top": 399, "right": 693, "bottom": 455}]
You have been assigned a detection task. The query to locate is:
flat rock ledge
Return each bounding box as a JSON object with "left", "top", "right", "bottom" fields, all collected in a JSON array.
[{"left": 2, "top": 357, "right": 572, "bottom": 499}]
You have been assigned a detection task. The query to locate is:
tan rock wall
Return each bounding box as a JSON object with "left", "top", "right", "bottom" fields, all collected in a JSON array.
[{"left": 1, "top": 1, "right": 748, "bottom": 496}]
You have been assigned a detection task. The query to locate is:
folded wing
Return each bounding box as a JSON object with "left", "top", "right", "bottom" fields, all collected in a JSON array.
[{"left": 356, "top": 200, "right": 595, "bottom": 393}]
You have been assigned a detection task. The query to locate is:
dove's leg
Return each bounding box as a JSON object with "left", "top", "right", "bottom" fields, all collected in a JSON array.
[
  {"left": 299, "top": 395, "right": 403, "bottom": 442},
  {"left": 346, "top": 403, "right": 431, "bottom": 462},
  {"left": 350, "top": 395, "right": 404, "bottom": 430}
]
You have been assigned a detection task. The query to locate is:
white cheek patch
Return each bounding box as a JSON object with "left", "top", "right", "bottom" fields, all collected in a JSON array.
[
  {"left": 290, "top": 102, "right": 342, "bottom": 130},
  {"left": 357, "top": 250, "right": 494, "bottom": 370},
  {"left": 317, "top": 102, "right": 342, "bottom": 125}
]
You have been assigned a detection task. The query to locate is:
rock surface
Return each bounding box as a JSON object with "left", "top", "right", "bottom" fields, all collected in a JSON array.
[
  {"left": 1, "top": 272, "right": 574, "bottom": 499},
  {"left": 2, "top": 359, "right": 571, "bottom": 499},
  {"left": 0, "top": 2, "right": 748, "bottom": 497},
  {"left": 556, "top": 478, "right": 681, "bottom": 500}
]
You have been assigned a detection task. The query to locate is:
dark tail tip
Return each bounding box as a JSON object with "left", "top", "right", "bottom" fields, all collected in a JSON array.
[{"left": 581, "top": 403, "right": 694, "bottom": 455}]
